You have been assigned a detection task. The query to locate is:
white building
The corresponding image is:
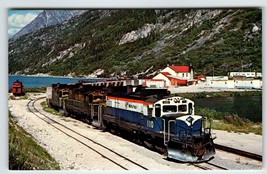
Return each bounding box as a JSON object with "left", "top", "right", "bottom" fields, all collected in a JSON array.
[
  {"left": 234, "top": 79, "right": 262, "bottom": 89},
  {"left": 206, "top": 76, "right": 228, "bottom": 84},
  {"left": 159, "top": 66, "right": 193, "bottom": 80},
  {"left": 142, "top": 79, "right": 166, "bottom": 88},
  {"left": 229, "top": 72, "right": 262, "bottom": 78},
  {"left": 153, "top": 65, "right": 193, "bottom": 87},
  {"left": 209, "top": 80, "right": 235, "bottom": 88},
  {"left": 205, "top": 76, "right": 262, "bottom": 89}
]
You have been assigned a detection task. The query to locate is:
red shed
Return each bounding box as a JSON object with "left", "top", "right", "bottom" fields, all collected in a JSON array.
[
  {"left": 12, "top": 80, "right": 24, "bottom": 96},
  {"left": 195, "top": 74, "right": 206, "bottom": 81}
]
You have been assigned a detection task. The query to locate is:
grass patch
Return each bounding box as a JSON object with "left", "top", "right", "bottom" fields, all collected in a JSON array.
[
  {"left": 25, "top": 87, "right": 47, "bottom": 93},
  {"left": 9, "top": 113, "right": 60, "bottom": 170},
  {"left": 196, "top": 107, "right": 262, "bottom": 135},
  {"left": 173, "top": 91, "right": 262, "bottom": 99},
  {"left": 40, "top": 101, "right": 62, "bottom": 116}
]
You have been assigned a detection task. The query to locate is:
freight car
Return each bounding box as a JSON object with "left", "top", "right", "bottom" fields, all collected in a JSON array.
[{"left": 47, "top": 80, "right": 215, "bottom": 162}]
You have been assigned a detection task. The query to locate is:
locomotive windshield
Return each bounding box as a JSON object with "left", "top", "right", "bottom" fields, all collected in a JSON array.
[
  {"left": 155, "top": 97, "right": 195, "bottom": 116},
  {"left": 178, "top": 105, "right": 187, "bottom": 112},
  {"left": 163, "top": 105, "right": 177, "bottom": 112}
]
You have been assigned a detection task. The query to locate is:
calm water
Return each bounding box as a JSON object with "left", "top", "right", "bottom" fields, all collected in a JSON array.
[
  {"left": 194, "top": 95, "right": 262, "bottom": 122},
  {"left": 9, "top": 75, "right": 102, "bottom": 89},
  {"left": 9, "top": 75, "right": 262, "bottom": 122}
]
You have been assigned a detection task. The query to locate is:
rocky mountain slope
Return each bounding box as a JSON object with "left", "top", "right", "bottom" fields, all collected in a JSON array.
[
  {"left": 11, "top": 10, "right": 87, "bottom": 40},
  {"left": 8, "top": 9, "right": 262, "bottom": 78}
]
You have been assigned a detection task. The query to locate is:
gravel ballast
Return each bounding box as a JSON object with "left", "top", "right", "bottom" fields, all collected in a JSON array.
[{"left": 8, "top": 93, "right": 262, "bottom": 170}]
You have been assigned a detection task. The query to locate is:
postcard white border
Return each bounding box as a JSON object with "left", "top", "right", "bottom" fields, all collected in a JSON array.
[{"left": 1, "top": 1, "right": 266, "bottom": 174}]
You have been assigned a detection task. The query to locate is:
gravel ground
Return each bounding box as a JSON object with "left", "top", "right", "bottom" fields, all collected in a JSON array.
[
  {"left": 8, "top": 93, "right": 262, "bottom": 171},
  {"left": 8, "top": 93, "right": 197, "bottom": 170}
]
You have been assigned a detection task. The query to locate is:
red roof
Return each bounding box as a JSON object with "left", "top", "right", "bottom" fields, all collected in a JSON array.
[
  {"left": 197, "top": 74, "right": 206, "bottom": 78},
  {"left": 195, "top": 74, "right": 206, "bottom": 80},
  {"left": 168, "top": 66, "right": 190, "bottom": 73},
  {"left": 161, "top": 72, "right": 171, "bottom": 78}
]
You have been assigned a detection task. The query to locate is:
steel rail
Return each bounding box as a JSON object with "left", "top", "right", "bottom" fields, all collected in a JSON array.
[
  {"left": 193, "top": 162, "right": 228, "bottom": 170},
  {"left": 26, "top": 97, "right": 149, "bottom": 170},
  {"left": 215, "top": 144, "right": 262, "bottom": 161}
]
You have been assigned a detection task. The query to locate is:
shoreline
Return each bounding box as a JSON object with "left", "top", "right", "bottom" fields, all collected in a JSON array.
[
  {"left": 8, "top": 74, "right": 103, "bottom": 79},
  {"left": 9, "top": 75, "right": 262, "bottom": 94}
]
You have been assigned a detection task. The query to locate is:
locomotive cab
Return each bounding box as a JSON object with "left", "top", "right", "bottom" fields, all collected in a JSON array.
[
  {"left": 88, "top": 91, "right": 106, "bottom": 104},
  {"left": 60, "top": 89, "right": 69, "bottom": 98},
  {"left": 153, "top": 97, "right": 215, "bottom": 162},
  {"left": 153, "top": 97, "right": 194, "bottom": 117}
]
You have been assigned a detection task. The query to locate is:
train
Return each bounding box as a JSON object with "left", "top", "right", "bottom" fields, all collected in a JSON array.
[
  {"left": 11, "top": 80, "right": 25, "bottom": 96},
  {"left": 47, "top": 80, "right": 216, "bottom": 162}
]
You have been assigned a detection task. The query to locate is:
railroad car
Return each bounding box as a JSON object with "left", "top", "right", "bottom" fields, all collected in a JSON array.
[
  {"left": 11, "top": 80, "right": 25, "bottom": 96},
  {"left": 48, "top": 81, "right": 215, "bottom": 162},
  {"left": 49, "top": 83, "right": 70, "bottom": 109},
  {"left": 64, "top": 84, "right": 106, "bottom": 123}
]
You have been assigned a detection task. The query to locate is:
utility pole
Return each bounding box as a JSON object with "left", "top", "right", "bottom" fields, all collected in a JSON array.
[
  {"left": 212, "top": 64, "right": 214, "bottom": 77},
  {"left": 241, "top": 60, "right": 243, "bottom": 72}
]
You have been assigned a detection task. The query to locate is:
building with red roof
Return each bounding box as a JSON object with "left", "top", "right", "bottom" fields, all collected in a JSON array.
[{"left": 152, "top": 65, "right": 193, "bottom": 87}]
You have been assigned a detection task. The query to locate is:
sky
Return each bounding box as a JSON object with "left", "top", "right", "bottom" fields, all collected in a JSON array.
[{"left": 8, "top": 10, "right": 43, "bottom": 38}]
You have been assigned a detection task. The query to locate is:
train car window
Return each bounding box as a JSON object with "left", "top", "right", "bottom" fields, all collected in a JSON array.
[
  {"left": 178, "top": 105, "right": 187, "bottom": 112},
  {"left": 155, "top": 104, "right": 161, "bottom": 117},
  {"left": 62, "top": 91, "right": 69, "bottom": 95},
  {"left": 147, "top": 107, "right": 153, "bottom": 116},
  {"left": 88, "top": 94, "right": 93, "bottom": 103},
  {"left": 163, "top": 105, "right": 177, "bottom": 112}
]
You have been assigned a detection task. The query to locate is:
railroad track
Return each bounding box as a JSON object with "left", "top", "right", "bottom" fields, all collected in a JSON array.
[
  {"left": 26, "top": 97, "right": 148, "bottom": 170},
  {"left": 25, "top": 96, "right": 261, "bottom": 170},
  {"left": 193, "top": 161, "right": 228, "bottom": 170},
  {"left": 215, "top": 144, "right": 262, "bottom": 161}
]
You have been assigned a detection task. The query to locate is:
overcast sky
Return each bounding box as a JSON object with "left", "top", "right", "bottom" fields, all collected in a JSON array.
[{"left": 8, "top": 10, "right": 42, "bottom": 38}]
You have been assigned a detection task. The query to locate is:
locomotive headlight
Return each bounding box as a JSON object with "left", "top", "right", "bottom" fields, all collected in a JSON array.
[{"left": 174, "top": 98, "right": 179, "bottom": 103}]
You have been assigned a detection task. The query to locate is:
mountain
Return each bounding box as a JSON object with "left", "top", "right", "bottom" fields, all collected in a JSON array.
[
  {"left": 11, "top": 10, "right": 87, "bottom": 40},
  {"left": 8, "top": 9, "right": 262, "bottom": 78}
]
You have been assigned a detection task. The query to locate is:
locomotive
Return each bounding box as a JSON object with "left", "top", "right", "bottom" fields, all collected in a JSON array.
[
  {"left": 11, "top": 80, "right": 25, "bottom": 96},
  {"left": 47, "top": 80, "right": 215, "bottom": 162}
]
